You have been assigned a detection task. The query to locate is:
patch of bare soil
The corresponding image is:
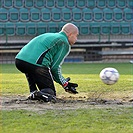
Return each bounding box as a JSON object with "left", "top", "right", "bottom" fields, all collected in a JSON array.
[{"left": 1, "top": 95, "right": 133, "bottom": 113}]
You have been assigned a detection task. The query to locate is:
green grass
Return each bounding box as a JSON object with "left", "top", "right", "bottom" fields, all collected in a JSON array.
[{"left": 1, "top": 63, "right": 133, "bottom": 133}]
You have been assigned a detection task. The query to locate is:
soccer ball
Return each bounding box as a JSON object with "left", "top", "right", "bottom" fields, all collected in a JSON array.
[{"left": 99, "top": 67, "right": 119, "bottom": 85}]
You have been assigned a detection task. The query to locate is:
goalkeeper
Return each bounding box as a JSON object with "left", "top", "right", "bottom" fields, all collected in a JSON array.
[{"left": 15, "top": 23, "right": 79, "bottom": 102}]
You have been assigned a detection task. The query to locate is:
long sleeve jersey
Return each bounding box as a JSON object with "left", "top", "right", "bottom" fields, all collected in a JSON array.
[{"left": 16, "top": 32, "right": 71, "bottom": 85}]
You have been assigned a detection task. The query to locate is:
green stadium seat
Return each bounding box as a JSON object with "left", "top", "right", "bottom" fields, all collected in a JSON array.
[
  {"left": 131, "top": 22, "right": 133, "bottom": 34},
  {"left": 35, "top": 0, "right": 45, "bottom": 8},
  {"left": 56, "top": 0, "right": 65, "bottom": 8},
  {"left": 93, "top": 8, "right": 103, "bottom": 22},
  {"left": 14, "top": 0, "right": 23, "bottom": 8},
  {"left": 124, "top": 8, "right": 133, "bottom": 22},
  {"left": 3, "top": 0, "right": 13, "bottom": 8},
  {"left": 16, "top": 22, "right": 26, "bottom": 35},
  {"left": 5, "top": 22, "right": 15, "bottom": 36},
  {"left": 103, "top": 8, "right": 113, "bottom": 22},
  {"left": 101, "top": 22, "right": 111, "bottom": 35},
  {"left": 83, "top": 8, "right": 93, "bottom": 22},
  {"left": 9, "top": 8, "right": 19, "bottom": 22},
  {"left": 25, "top": 0, "right": 34, "bottom": 8},
  {"left": 97, "top": 0, "right": 106, "bottom": 8},
  {"left": 41, "top": 8, "right": 51, "bottom": 22},
  {"left": 26, "top": 22, "right": 37, "bottom": 35},
  {"left": 117, "top": 0, "right": 126, "bottom": 8},
  {"left": 0, "top": 0, "right": 2, "bottom": 8},
  {"left": 77, "top": 0, "right": 86, "bottom": 8},
  {"left": 37, "top": 22, "right": 47, "bottom": 35},
  {"left": 46, "top": 0, "right": 55, "bottom": 8},
  {"left": 66, "top": 0, "right": 75, "bottom": 8},
  {"left": 30, "top": 8, "right": 40, "bottom": 22},
  {"left": 90, "top": 22, "right": 101, "bottom": 35},
  {"left": 72, "top": 8, "right": 82, "bottom": 22},
  {"left": 0, "top": 8, "right": 8, "bottom": 22},
  {"left": 107, "top": 0, "right": 116, "bottom": 8},
  {"left": 19, "top": 8, "right": 30, "bottom": 22},
  {"left": 48, "top": 22, "right": 58, "bottom": 33},
  {"left": 61, "top": 8, "right": 72, "bottom": 22},
  {"left": 52, "top": 8, "right": 61, "bottom": 22},
  {"left": 127, "top": 0, "right": 133, "bottom": 8},
  {"left": 0, "top": 23, "right": 5, "bottom": 36},
  {"left": 113, "top": 8, "right": 123, "bottom": 22},
  {"left": 86, "top": 0, "right": 96, "bottom": 8},
  {"left": 121, "top": 21, "right": 131, "bottom": 34},
  {"left": 111, "top": 22, "right": 121, "bottom": 34},
  {"left": 79, "top": 22, "right": 90, "bottom": 35}
]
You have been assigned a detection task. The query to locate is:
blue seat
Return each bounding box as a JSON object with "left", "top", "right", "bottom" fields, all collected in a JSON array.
[
  {"left": 46, "top": 0, "right": 55, "bottom": 8},
  {"left": 16, "top": 22, "right": 26, "bottom": 35},
  {"left": 37, "top": 22, "right": 47, "bottom": 35},
  {"left": 26, "top": 22, "right": 37, "bottom": 35},
  {"left": 101, "top": 22, "right": 111, "bottom": 35},
  {"left": 61, "top": 8, "right": 72, "bottom": 22},
  {"left": 113, "top": 8, "right": 123, "bottom": 22},
  {"left": 83, "top": 8, "right": 93, "bottom": 22},
  {"left": 3, "top": 0, "right": 13, "bottom": 8},
  {"left": 0, "top": 23, "right": 5, "bottom": 36},
  {"left": 86, "top": 0, "right": 96, "bottom": 8},
  {"left": 107, "top": 0, "right": 116, "bottom": 8},
  {"left": 72, "top": 8, "right": 82, "bottom": 22},
  {"left": 9, "top": 8, "right": 19, "bottom": 22},
  {"left": 77, "top": 0, "right": 86, "bottom": 8},
  {"left": 35, "top": 0, "right": 45, "bottom": 8},
  {"left": 90, "top": 22, "right": 101, "bottom": 35},
  {"left": 97, "top": 0, "right": 106, "bottom": 8},
  {"left": 52, "top": 8, "right": 61, "bottom": 22},
  {"left": 111, "top": 22, "right": 121, "bottom": 34},
  {"left": 103, "top": 8, "right": 113, "bottom": 22},
  {"left": 30, "top": 8, "right": 40, "bottom": 22},
  {"left": 79, "top": 22, "right": 90, "bottom": 35},
  {"left": 117, "top": 0, "right": 126, "bottom": 8},
  {"left": 48, "top": 22, "right": 58, "bottom": 33},
  {"left": 66, "top": 0, "right": 75, "bottom": 8},
  {"left": 127, "top": 0, "right": 133, "bottom": 8},
  {"left": 5, "top": 22, "right": 15, "bottom": 36},
  {"left": 14, "top": 0, "right": 23, "bottom": 8},
  {"left": 93, "top": 8, "right": 103, "bottom": 22},
  {"left": 124, "top": 8, "right": 133, "bottom": 22},
  {"left": 41, "top": 8, "right": 51, "bottom": 22},
  {"left": 121, "top": 21, "right": 131, "bottom": 34},
  {"left": 0, "top": 8, "right": 8, "bottom": 22},
  {"left": 25, "top": 0, "right": 34, "bottom": 8},
  {"left": 19, "top": 8, "right": 30, "bottom": 22},
  {"left": 131, "top": 22, "right": 133, "bottom": 34},
  {"left": 56, "top": 0, "right": 65, "bottom": 8}
]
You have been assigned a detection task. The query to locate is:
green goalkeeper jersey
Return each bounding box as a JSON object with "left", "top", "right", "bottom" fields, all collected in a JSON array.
[{"left": 16, "top": 32, "right": 70, "bottom": 85}]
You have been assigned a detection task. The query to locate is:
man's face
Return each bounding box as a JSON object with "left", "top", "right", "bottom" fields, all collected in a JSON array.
[{"left": 68, "top": 31, "right": 79, "bottom": 45}]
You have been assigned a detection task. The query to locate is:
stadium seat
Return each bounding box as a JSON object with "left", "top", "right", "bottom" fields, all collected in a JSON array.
[
  {"left": 101, "top": 22, "right": 111, "bottom": 35},
  {"left": 19, "top": 8, "right": 30, "bottom": 22},
  {"left": 97, "top": 0, "right": 106, "bottom": 8},
  {"left": 26, "top": 22, "right": 37, "bottom": 35},
  {"left": 25, "top": 0, "right": 34, "bottom": 8},
  {"left": 107, "top": 0, "right": 116, "bottom": 8},
  {"left": 3, "top": 0, "right": 13, "bottom": 8},
  {"left": 46, "top": 0, "right": 55, "bottom": 8},
  {"left": 82, "top": 8, "right": 93, "bottom": 22},
  {"left": 51, "top": 8, "right": 61, "bottom": 22},
  {"left": 72, "top": 8, "right": 82, "bottom": 22},
  {"left": 14, "top": 0, "right": 23, "bottom": 8},
  {"left": 127, "top": 0, "right": 133, "bottom": 8},
  {"left": 121, "top": 21, "right": 131, "bottom": 34},
  {"left": 0, "top": 8, "right": 8, "bottom": 22},
  {"left": 131, "top": 22, "right": 133, "bottom": 34},
  {"left": 103, "top": 8, "right": 113, "bottom": 22},
  {"left": 5, "top": 22, "right": 15, "bottom": 36},
  {"left": 16, "top": 22, "right": 26, "bottom": 35},
  {"left": 9, "top": 8, "right": 19, "bottom": 22},
  {"left": 48, "top": 22, "right": 58, "bottom": 33},
  {"left": 77, "top": 0, "right": 86, "bottom": 8},
  {"left": 86, "top": 0, "right": 96, "bottom": 8},
  {"left": 124, "top": 8, "right": 133, "bottom": 22},
  {"left": 56, "top": 0, "right": 65, "bottom": 8},
  {"left": 41, "top": 8, "right": 51, "bottom": 22},
  {"left": 66, "top": 0, "right": 75, "bottom": 8},
  {"left": 111, "top": 22, "right": 121, "bottom": 34},
  {"left": 79, "top": 22, "right": 90, "bottom": 35},
  {"left": 0, "top": 23, "right": 5, "bottom": 36},
  {"left": 30, "top": 8, "right": 40, "bottom": 22},
  {"left": 113, "top": 8, "right": 123, "bottom": 22},
  {"left": 58, "top": 21, "right": 66, "bottom": 31},
  {"left": 35, "top": 0, "right": 45, "bottom": 8},
  {"left": 117, "top": 0, "right": 126, "bottom": 8},
  {"left": 61, "top": 8, "right": 72, "bottom": 22},
  {"left": 93, "top": 8, "right": 103, "bottom": 22},
  {"left": 37, "top": 22, "right": 47, "bottom": 35},
  {"left": 90, "top": 22, "right": 101, "bottom": 35}
]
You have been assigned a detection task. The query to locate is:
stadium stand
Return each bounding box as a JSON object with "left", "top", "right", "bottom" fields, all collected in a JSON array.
[{"left": 0, "top": 0, "right": 132, "bottom": 63}]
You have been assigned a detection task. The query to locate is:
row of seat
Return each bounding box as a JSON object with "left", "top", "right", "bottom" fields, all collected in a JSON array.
[
  {"left": 0, "top": 7, "right": 132, "bottom": 22},
  {"left": 0, "top": 21, "right": 132, "bottom": 36},
  {"left": 1, "top": 0, "right": 133, "bottom": 9}
]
